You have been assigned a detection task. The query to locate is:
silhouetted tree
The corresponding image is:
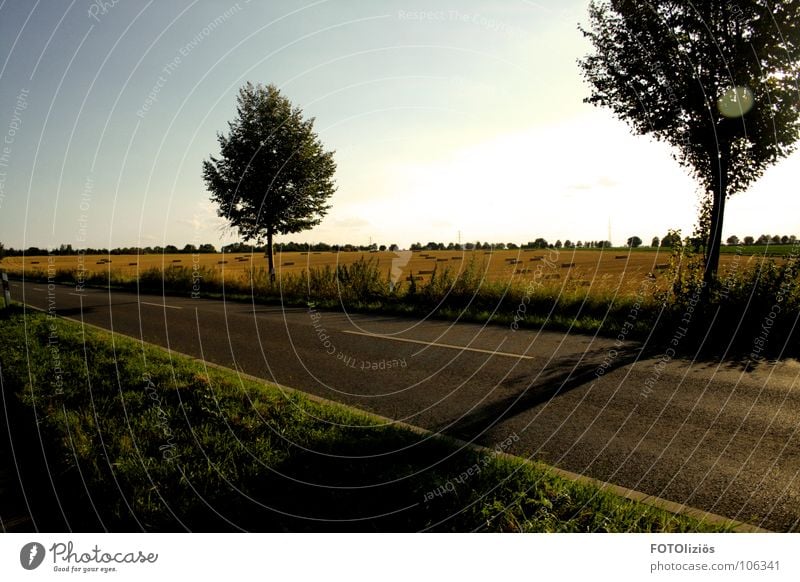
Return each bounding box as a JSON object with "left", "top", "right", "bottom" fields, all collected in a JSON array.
[
  {"left": 651, "top": 236, "right": 659, "bottom": 248},
  {"left": 726, "top": 235, "right": 739, "bottom": 246},
  {"left": 580, "top": 1, "right": 800, "bottom": 285},
  {"left": 743, "top": 236, "right": 755, "bottom": 245},
  {"left": 203, "top": 82, "right": 336, "bottom": 279}
]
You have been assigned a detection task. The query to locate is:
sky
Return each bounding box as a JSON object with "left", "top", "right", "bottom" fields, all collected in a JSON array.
[{"left": 0, "top": 0, "right": 798, "bottom": 250}]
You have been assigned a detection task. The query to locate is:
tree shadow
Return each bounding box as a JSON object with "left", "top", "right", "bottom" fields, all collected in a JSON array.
[{"left": 442, "top": 343, "right": 661, "bottom": 442}]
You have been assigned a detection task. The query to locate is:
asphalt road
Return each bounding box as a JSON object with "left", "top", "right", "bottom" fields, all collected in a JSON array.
[{"left": 8, "top": 279, "right": 800, "bottom": 531}]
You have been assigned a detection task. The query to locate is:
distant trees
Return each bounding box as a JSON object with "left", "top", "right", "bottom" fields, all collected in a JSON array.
[
  {"left": 529, "top": 238, "right": 549, "bottom": 249},
  {"left": 660, "top": 231, "right": 682, "bottom": 248},
  {"left": 389, "top": 244, "right": 399, "bottom": 252},
  {"left": 743, "top": 236, "right": 755, "bottom": 246},
  {"left": 651, "top": 236, "right": 659, "bottom": 247},
  {"left": 726, "top": 235, "right": 740, "bottom": 246},
  {"left": 626, "top": 236, "right": 642, "bottom": 248}
]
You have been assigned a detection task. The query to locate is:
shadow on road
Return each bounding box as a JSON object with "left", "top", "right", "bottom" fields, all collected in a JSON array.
[{"left": 444, "top": 343, "right": 660, "bottom": 442}]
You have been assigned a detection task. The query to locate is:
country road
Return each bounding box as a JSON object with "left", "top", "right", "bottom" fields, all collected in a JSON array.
[{"left": 6, "top": 278, "right": 800, "bottom": 531}]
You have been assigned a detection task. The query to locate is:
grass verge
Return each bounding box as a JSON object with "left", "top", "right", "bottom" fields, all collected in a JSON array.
[{"left": 0, "top": 306, "right": 731, "bottom": 532}]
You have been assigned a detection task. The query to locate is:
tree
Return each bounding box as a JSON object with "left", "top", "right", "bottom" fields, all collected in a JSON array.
[
  {"left": 580, "top": 1, "right": 800, "bottom": 285},
  {"left": 757, "top": 234, "right": 770, "bottom": 244},
  {"left": 0, "top": 242, "right": 4, "bottom": 261},
  {"left": 554, "top": 239, "right": 563, "bottom": 249},
  {"left": 389, "top": 244, "right": 399, "bottom": 252},
  {"left": 203, "top": 82, "right": 337, "bottom": 279},
  {"left": 743, "top": 236, "right": 755, "bottom": 246},
  {"left": 626, "top": 236, "right": 642, "bottom": 248},
  {"left": 726, "top": 235, "right": 739, "bottom": 246},
  {"left": 660, "top": 231, "right": 682, "bottom": 248},
  {"left": 651, "top": 236, "right": 660, "bottom": 247}
]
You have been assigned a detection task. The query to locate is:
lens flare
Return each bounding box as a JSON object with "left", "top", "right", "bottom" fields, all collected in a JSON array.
[{"left": 717, "top": 86, "right": 754, "bottom": 118}]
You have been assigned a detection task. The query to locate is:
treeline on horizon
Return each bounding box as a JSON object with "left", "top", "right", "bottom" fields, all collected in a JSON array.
[{"left": 0, "top": 231, "right": 798, "bottom": 258}]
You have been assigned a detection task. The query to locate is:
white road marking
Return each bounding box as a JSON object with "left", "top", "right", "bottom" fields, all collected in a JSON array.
[
  {"left": 140, "top": 301, "right": 182, "bottom": 310},
  {"left": 341, "top": 330, "right": 534, "bottom": 360},
  {"left": 31, "top": 287, "right": 44, "bottom": 291}
]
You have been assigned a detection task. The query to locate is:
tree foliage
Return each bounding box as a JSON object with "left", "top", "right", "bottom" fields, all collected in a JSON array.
[
  {"left": 580, "top": 1, "right": 800, "bottom": 282},
  {"left": 203, "top": 82, "right": 336, "bottom": 275}
]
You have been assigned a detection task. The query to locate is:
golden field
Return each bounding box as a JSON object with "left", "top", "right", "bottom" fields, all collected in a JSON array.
[{"left": 0, "top": 248, "right": 763, "bottom": 294}]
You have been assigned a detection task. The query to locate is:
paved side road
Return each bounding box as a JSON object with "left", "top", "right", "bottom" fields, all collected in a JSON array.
[{"left": 7, "top": 279, "right": 800, "bottom": 531}]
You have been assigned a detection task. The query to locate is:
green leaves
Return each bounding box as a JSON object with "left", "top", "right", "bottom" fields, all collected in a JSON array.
[{"left": 203, "top": 83, "right": 337, "bottom": 242}]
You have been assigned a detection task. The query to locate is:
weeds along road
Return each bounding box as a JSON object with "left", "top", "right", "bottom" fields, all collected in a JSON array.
[{"left": 11, "top": 279, "right": 800, "bottom": 531}]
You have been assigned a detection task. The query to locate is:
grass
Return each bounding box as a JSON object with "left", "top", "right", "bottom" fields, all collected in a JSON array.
[{"left": 0, "top": 306, "right": 730, "bottom": 532}]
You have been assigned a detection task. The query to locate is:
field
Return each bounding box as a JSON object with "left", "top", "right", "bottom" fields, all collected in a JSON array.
[{"left": 0, "top": 247, "right": 773, "bottom": 295}]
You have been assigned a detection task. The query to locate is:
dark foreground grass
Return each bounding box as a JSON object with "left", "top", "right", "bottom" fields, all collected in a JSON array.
[{"left": 0, "top": 307, "right": 728, "bottom": 532}]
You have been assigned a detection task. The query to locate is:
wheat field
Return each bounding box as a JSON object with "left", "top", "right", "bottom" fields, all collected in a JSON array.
[{"left": 1, "top": 248, "right": 760, "bottom": 295}]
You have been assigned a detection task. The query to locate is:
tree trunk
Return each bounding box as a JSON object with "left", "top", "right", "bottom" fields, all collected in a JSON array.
[
  {"left": 266, "top": 231, "right": 275, "bottom": 282},
  {"left": 704, "top": 153, "right": 728, "bottom": 287}
]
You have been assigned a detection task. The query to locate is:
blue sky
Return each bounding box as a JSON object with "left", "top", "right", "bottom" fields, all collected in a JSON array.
[{"left": 0, "top": 0, "right": 798, "bottom": 250}]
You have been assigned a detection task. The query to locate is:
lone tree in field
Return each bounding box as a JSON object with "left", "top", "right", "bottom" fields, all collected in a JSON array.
[
  {"left": 627, "top": 236, "right": 642, "bottom": 248},
  {"left": 203, "top": 82, "right": 336, "bottom": 278},
  {"left": 579, "top": 1, "right": 800, "bottom": 285}
]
